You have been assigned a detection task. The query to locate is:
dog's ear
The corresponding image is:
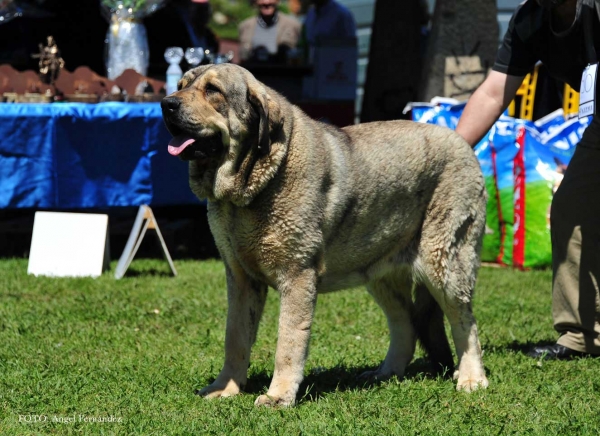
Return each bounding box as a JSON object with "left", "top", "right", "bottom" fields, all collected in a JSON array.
[
  {"left": 212, "top": 75, "right": 286, "bottom": 206},
  {"left": 248, "top": 83, "right": 283, "bottom": 157},
  {"left": 247, "top": 83, "right": 270, "bottom": 156}
]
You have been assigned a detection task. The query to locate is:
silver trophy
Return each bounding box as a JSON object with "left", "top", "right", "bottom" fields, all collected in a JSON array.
[
  {"left": 184, "top": 47, "right": 204, "bottom": 69},
  {"left": 164, "top": 47, "right": 184, "bottom": 95}
]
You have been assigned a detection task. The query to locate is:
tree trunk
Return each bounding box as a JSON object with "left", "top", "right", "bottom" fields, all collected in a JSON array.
[
  {"left": 419, "top": 0, "right": 498, "bottom": 101},
  {"left": 360, "top": 0, "right": 426, "bottom": 123}
]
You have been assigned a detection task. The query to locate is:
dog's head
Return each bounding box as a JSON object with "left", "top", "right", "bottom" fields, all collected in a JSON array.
[{"left": 161, "top": 64, "right": 286, "bottom": 205}]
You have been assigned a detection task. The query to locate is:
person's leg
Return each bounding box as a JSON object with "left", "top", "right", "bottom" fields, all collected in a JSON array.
[
  {"left": 530, "top": 119, "right": 600, "bottom": 359},
  {"left": 553, "top": 222, "right": 600, "bottom": 354}
]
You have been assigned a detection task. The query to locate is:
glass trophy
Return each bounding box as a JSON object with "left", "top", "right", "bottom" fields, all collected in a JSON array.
[
  {"left": 184, "top": 47, "right": 204, "bottom": 68},
  {"left": 164, "top": 47, "right": 183, "bottom": 95}
]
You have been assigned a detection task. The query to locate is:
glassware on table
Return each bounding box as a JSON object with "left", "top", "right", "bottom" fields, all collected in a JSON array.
[
  {"left": 164, "top": 47, "right": 184, "bottom": 95},
  {"left": 103, "top": 1, "right": 166, "bottom": 79},
  {"left": 214, "top": 51, "right": 234, "bottom": 65},
  {"left": 202, "top": 49, "right": 214, "bottom": 65},
  {"left": 184, "top": 47, "right": 204, "bottom": 68},
  {"left": 164, "top": 46, "right": 184, "bottom": 65}
]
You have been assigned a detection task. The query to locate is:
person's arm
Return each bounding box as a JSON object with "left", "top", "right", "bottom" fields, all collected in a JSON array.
[{"left": 455, "top": 71, "right": 525, "bottom": 147}]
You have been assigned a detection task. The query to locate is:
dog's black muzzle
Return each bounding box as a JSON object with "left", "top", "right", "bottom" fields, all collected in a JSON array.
[
  {"left": 161, "top": 96, "right": 184, "bottom": 136},
  {"left": 161, "top": 96, "right": 181, "bottom": 115}
]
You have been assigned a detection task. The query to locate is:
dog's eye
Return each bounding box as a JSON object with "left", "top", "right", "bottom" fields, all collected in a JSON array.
[{"left": 205, "top": 83, "right": 222, "bottom": 97}]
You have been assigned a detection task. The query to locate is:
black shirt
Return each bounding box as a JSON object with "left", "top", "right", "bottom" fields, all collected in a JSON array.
[{"left": 493, "top": 0, "right": 600, "bottom": 91}]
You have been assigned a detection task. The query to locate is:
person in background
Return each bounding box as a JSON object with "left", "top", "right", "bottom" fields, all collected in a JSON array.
[
  {"left": 145, "top": 0, "right": 219, "bottom": 78},
  {"left": 180, "top": 0, "right": 219, "bottom": 55},
  {"left": 303, "top": 0, "right": 356, "bottom": 48},
  {"left": 238, "top": 0, "right": 301, "bottom": 63},
  {"left": 455, "top": 0, "right": 600, "bottom": 360}
]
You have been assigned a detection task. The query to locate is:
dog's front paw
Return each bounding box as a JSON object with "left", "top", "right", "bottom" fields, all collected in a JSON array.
[
  {"left": 196, "top": 379, "right": 242, "bottom": 399},
  {"left": 254, "top": 393, "right": 295, "bottom": 408},
  {"left": 456, "top": 375, "right": 489, "bottom": 392}
]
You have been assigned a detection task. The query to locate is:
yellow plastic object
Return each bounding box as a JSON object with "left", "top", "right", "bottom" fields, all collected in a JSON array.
[
  {"left": 508, "top": 64, "right": 539, "bottom": 120},
  {"left": 563, "top": 84, "right": 580, "bottom": 117}
]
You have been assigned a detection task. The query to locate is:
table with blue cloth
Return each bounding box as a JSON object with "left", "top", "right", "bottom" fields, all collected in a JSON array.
[{"left": 0, "top": 102, "right": 199, "bottom": 209}]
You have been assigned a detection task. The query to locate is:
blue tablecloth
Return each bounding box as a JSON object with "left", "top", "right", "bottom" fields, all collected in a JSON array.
[{"left": 0, "top": 102, "right": 199, "bottom": 209}]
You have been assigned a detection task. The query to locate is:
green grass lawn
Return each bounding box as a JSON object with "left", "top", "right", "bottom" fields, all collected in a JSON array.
[{"left": 1, "top": 259, "right": 599, "bottom": 435}]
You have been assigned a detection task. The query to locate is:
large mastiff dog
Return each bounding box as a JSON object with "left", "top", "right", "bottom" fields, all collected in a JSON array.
[{"left": 161, "top": 64, "right": 488, "bottom": 407}]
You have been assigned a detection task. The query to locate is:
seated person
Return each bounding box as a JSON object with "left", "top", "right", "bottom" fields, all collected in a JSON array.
[{"left": 238, "top": 0, "right": 301, "bottom": 63}]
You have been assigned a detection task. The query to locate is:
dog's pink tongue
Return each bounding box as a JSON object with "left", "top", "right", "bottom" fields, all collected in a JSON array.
[{"left": 168, "top": 135, "right": 196, "bottom": 156}]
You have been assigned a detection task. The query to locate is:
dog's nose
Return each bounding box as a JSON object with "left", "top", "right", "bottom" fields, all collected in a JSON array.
[{"left": 161, "top": 96, "right": 181, "bottom": 113}]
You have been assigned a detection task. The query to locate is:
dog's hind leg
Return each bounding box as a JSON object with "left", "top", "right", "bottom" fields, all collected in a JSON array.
[
  {"left": 413, "top": 283, "right": 454, "bottom": 376},
  {"left": 426, "top": 285, "right": 487, "bottom": 392},
  {"left": 360, "top": 271, "right": 416, "bottom": 381},
  {"left": 417, "top": 268, "right": 488, "bottom": 391},
  {"left": 197, "top": 262, "right": 268, "bottom": 399},
  {"left": 417, "top": 196, "right": 488, "bottom": 392}
]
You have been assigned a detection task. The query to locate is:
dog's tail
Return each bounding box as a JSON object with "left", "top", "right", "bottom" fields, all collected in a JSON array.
[{"left": 412, "top": 283, "right": 454, "bottom": 377}]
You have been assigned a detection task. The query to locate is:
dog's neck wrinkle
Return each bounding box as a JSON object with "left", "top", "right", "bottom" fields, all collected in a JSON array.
[
  {"left": 205, "top": 88, "right": 291, "bottom": 206},
  {"left": 213, "top": 125, "right": 288, "bottom": 206},
  {"left": 234, "top": 133, "right": 257, "bottom": 172},
  {"left": 237, "top": 136, "right": 262, "bottom": 187}
]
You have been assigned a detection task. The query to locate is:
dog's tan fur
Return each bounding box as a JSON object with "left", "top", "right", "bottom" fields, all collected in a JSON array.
[{"left": 162, "top": 64, "right": 489, "bottom": 407}]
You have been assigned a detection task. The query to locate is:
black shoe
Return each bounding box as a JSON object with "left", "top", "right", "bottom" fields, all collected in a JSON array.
[{"left": 527, "top": 344, "right": 589, "bottom": 360}]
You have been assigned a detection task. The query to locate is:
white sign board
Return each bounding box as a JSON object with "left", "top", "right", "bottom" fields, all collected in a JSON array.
[{"left": 28, "top": 212, "right": 110, "bottom": 278}]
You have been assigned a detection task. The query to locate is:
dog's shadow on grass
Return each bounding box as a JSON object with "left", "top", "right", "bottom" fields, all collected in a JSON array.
[{"left": 243, "top": 358, "right": 449, "bottom": 403}]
